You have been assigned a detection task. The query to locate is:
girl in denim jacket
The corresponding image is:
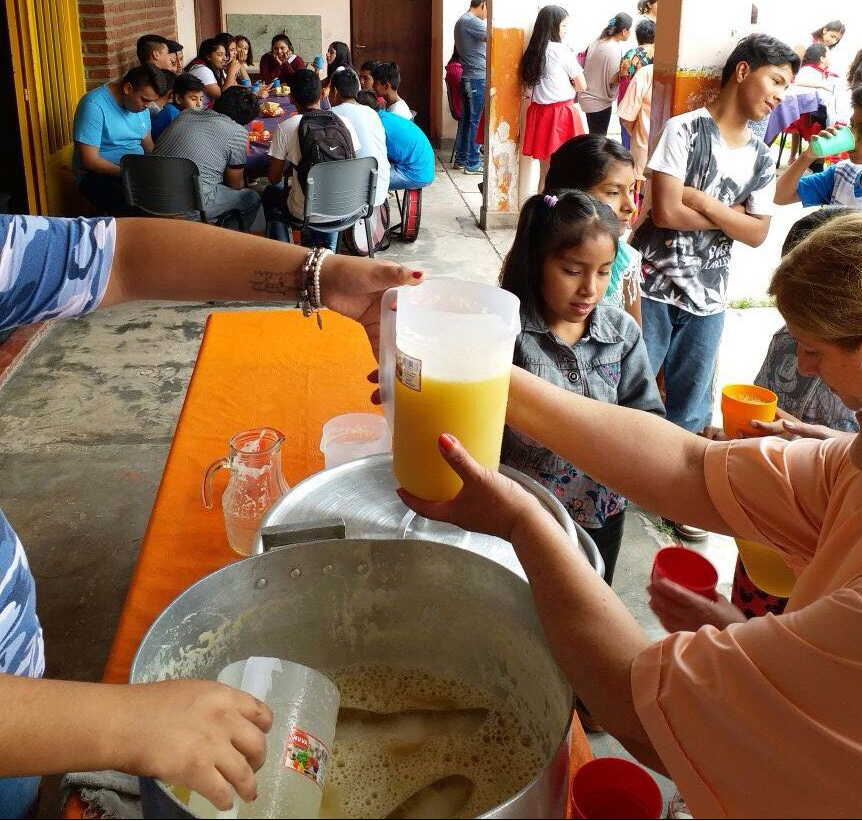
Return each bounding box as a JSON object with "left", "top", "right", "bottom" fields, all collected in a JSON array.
[{"left": 500, "top": 190, "right": 664, "bottom": 585}]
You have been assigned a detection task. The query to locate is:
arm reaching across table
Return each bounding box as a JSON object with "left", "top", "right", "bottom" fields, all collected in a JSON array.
[{"left": 103, "top": 217, "right": 423, "bottom": 357}]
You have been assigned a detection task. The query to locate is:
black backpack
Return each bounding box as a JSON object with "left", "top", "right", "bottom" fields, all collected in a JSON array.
[{"left": 296, "top": 110, "right": 355, "bottom": 194}]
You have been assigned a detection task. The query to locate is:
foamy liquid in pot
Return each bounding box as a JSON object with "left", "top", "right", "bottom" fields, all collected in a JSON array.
[{"left": 318, "top": 665, "right": 547, "bottom": 819}]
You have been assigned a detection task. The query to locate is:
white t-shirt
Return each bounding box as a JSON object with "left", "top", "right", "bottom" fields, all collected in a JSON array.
[
  {"left": 270, "top": 111, "right": 361, "bottom": 219},
  {"left": 530, "top": 41, "right": 583, "bottom": 105},
  {"left": 387, "top": 98, "right": 413, "bottom": 120},
  {"left": 330, "top": 102, "right": 391, "bottom": 205},
  {"left": 188, "top": 63, "right": 218, "bottom": 107},
  {"left": 631, "top": 107, "right": 776, "bottom": 315}
]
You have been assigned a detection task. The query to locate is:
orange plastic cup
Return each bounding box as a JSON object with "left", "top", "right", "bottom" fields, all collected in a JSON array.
[
  {"left": 250, "top": 120, "right": 264, "bottom": 134},
  {"left": 720, "top": 384, "right": 777, "bottom": 437}
]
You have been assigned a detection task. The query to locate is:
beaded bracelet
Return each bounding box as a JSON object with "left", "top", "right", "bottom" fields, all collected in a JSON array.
[{"left": 298, "top": 247, "right": 331, "bottom": 328}]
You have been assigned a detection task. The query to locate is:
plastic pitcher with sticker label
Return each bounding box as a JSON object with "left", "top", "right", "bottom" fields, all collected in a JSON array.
[
  {"left": 185, "top": 657, "right": 340, "bottom": 819},
  {"left": 379, "top": 280, "right": 520, "bottom": 501}
]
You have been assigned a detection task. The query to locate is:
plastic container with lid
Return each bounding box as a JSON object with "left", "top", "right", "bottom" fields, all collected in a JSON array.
[{"left": 186, "top": 657, "right": 340, "bottom": 819}]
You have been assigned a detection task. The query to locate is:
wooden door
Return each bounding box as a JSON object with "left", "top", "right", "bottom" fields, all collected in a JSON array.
[
  {"left": 195, "top": 0, "right": 223, "bottom": 43},
  {"left": 351, "top": 0, "right": 432, "bottom": 133},
  {"left": 6, "top": 0, "right": 86, "bottom": 215}
]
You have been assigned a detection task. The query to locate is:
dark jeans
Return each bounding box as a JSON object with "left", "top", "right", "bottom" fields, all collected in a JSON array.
[
  {"left": 78, "top": 172, "right": 128, "bottom": 216},
  {"left": 454, "top": 76, "right": 485, "bottom": 169},
  {"left": 262, "top": 183, "right": 336, "bottom": 249},
  {"left": 641, "top": 298, "right": 726, "bottom": 433},
  {"left": 584, "top": 510, "right": 626, "bottom": 585},
  {"left": 585, "top": 107, "right": 612, "bottom": 136}
]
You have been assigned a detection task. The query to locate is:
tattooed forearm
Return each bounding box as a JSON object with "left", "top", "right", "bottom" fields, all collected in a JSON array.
[{"left": 249, "top": 269, "right": 298, "bottom": 296}]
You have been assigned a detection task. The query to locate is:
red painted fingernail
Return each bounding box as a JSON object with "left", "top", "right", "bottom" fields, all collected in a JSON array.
[
  {"left": 412, "top": 270, "right": 423, "bottom": 279},
  {"left": 438, "top": 434, "right": 455, "bottom": 452}
]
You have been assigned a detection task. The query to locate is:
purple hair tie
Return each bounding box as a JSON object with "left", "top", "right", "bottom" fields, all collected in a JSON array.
[{"left": 544, "top": 194, "right": 558, "bottom": 208}]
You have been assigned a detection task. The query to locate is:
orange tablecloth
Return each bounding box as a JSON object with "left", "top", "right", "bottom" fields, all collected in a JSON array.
[
  {"left": 88, "top": 307, "right": 591, "bottom": 817},
  {"left": 102, "top": 309, "right": 380, "bottom": 684}
]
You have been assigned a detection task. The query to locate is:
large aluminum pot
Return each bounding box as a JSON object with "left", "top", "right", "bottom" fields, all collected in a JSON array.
[
  {"left": 132, "top": 536, "right": 574, "bottom": 819},
  {"left": 253, "top": 453, "right": 603, "bottom": 579}
]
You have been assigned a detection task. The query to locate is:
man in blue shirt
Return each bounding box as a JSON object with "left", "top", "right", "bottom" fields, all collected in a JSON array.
[
  {"left": 453, "top": 0, "right": 487, "bottom": 174},
  {"left": 0, "top": 213, "right": 422, "bottom": 817},
  {"left": 357, "top": 92, "right": 434, "bottom": 190},
  {"left": 72, "top": 64, "right": 167, "bottom": 216}
]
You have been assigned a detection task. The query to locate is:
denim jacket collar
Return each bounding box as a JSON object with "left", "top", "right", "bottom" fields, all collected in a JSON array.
[{"left": 521, "top": 298, "right": 624, "bottom": 346}]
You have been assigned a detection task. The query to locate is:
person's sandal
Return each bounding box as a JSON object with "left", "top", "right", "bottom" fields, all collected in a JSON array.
[{"left": 575, "top": 697, "right": 603, "bottom": 733}]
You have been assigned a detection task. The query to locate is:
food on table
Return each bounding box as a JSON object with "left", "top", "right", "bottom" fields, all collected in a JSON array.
[{"left": 260, "top": 101, "right": 285, "bottom": 117}]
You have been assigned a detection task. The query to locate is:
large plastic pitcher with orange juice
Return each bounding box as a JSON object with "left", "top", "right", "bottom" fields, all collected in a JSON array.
[{"left": 379, "top": 280, "right": 520, "bottom": 501}]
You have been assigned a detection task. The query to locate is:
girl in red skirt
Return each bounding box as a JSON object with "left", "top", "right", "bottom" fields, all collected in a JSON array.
[{"left": 520, "top": 5, "right": 586, "bottom": 191}]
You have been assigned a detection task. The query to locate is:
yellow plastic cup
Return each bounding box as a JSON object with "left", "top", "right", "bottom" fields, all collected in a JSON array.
[
  {"left": 734, "top": 538, "right": 796, "bottom": 598},
  {"left": 720, "top": 384, "right": 777, "bottom": 437}
]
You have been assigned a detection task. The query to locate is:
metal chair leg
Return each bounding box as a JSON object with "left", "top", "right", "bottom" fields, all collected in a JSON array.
[
  {"left": 777, "top": 132, "right": 788, "bottom": 168},
  {"left": 364, "top": 217, "right": 375, "bottom": 259}
]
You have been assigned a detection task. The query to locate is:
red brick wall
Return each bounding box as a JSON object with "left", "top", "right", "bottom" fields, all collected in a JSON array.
[{"left": 78, "top": 0, "right": 178, "bottom": 89}]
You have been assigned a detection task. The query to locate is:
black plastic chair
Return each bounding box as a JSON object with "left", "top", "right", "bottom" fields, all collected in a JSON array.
[
  {"left": 267, "top": 157, "right": 379, "bottom": 257},
  {"left": 120, "top": 155, "right": 242, "bottom": 229}
]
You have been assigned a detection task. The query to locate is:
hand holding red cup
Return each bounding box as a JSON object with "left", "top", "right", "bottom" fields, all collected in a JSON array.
[{"left": 650, "top": 545, "right": 718, "bottom": 600}]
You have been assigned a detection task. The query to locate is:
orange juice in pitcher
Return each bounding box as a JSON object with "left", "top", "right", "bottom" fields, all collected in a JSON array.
[{"left": 380, "top": 281, "right": 520, "bottom": 501}]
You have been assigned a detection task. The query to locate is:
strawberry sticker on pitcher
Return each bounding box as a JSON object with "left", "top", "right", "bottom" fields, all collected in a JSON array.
[{"left": 283, "top": 727, "right": 330, "bottom": 788}]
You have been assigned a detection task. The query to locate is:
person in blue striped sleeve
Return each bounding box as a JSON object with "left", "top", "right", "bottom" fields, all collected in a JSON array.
[{"left": 0, "top": 214, "right": 421, "bottom": 817}]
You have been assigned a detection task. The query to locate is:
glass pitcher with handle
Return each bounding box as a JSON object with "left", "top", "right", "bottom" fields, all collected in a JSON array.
[
  {"left": 202, "top": 427, "right": 290, "bottom": 556},
  {"left": 379, "top": 280, "right": 520, "bottom": 502}
]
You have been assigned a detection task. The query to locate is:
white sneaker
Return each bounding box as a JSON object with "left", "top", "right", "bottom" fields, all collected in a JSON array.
[{"left": 673, "top": 522, "right": 709, "bottom": 541}]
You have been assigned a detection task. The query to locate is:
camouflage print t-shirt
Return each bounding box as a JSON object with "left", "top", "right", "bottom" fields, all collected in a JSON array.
[
  {"left": 0, "top": 215, "right": 114, "bottom": 679},
  {"left": 631, "top": 108, "right": 776, "bottom": 316}
]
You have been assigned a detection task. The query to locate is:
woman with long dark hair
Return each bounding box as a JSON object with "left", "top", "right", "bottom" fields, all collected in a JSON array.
[
  {"left": 186, "top": 38, "right": 235, "bottom": 106},
  {"left": 579, "top": 13, "right": 632, "bottom": 135},
  {"left": 259, "top": 34, "right": 305, "bottom": 84},
  {"left": 520, "top": 5, "right": 586, "bottom": 191},
  {"left": 326, "top": 41, "right": 353, "bottom": 80},
  {"left": 795, "top": 19, "right": 845, "bottom": 57}
]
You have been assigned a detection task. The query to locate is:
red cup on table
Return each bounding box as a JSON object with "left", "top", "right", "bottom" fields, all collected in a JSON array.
[
  {"left": 651, "top": 545, "right": 718, "bottom": 600},
  {"left": 571, "top": 756, "right": 663, "bottom": 819},
  {"left": 250, "top": 120, "right": 264, "bottom": 134}
]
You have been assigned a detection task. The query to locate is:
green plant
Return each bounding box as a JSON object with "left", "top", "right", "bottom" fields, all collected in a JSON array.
[{"left": 727, "top": 296, "right": 776, "bottom": 309}]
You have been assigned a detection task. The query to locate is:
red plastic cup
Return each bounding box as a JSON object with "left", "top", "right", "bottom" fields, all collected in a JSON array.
[
  {"left": 250, "top": 120, "right": 264, "bottom": 133},
  {"left": 651, "top": 545, "right": 718, "bottom": 600},
  {"left": 571, "top": 757, "right": 663, "bottom": 819}
]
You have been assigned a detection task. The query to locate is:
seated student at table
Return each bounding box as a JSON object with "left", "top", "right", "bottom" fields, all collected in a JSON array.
[
  {"left": 329, "top": 69, "right": 390, "bottom": 206},
  {"left": 0, "top": 212, "right": 421, "bottom": 821},
  {"left": 147, "top": 69, "right": 175, "bottom": 124},
  {"left": 154, "top": 86, "right": 262, "bottom": 230},
  {"left": 150, "top": 72, "right": 205, "bottom": 140},
  {"left": 235, "top": 35, "right": 254, "bottom": 74},
  {"left": 775, "top": 88, "right": 862, "bottom": 209},
  {"left": 372, "top": 61, "right": 412, "bottom": 119},
  {"left": 72, "top": 64, "right": 167, "bottom": 216},
  {"left": 357, "top": 91, "right": 433, "bottom": 191},
  {"left": 167, "top": 39, "right": 184, "bottom": 73},
  {"left": 187, "top": 39, "right": 235, "bottom": 107},
  {"left": 259, "top": 34, "right": 306, "bottom": 85},
  {"left": 263, "top": 69, "right": 360, "bottom": 249},
  {"left": 359, "top": 60, "right": 378, "bottom": 91},
  {"left": 136, "top": 34, "right": 173, "bottom": 72}
]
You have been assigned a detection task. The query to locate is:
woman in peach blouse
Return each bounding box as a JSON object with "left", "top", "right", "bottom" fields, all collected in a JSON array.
[{"left": 400, "top": 212, "right": 862, "bottom": 817}]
